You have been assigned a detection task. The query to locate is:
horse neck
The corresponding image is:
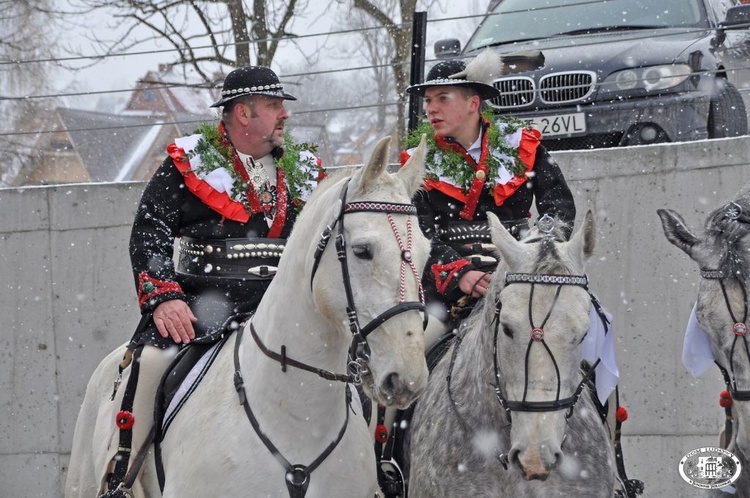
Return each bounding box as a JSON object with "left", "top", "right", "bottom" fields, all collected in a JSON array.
[
  {"left": 451, "top": 303, "right": 505, "bottom": 416},
  {"left": 243, "top": 239, "right": 351, "bottom": 412}
]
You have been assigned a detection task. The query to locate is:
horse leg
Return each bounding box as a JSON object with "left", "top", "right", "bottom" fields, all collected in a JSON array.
[
  {"left": 66, "top": 346, "right": 126, "bottom": 497},
  {"left": 67, "top": 345, "right": 174, "bottom": 498}
]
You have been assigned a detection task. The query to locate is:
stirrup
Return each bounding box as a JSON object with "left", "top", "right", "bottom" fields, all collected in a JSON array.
[
  {"left": 100, "top": 482, "right": 134, "bottom": 498},
  {"left": 378, "top": 459, "right": 405, "bottom": 498}
]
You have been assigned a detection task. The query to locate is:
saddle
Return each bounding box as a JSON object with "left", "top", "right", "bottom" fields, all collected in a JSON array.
[
  {"left": 156, "top": 334, "right": 231, "bottom": 437},
  {"left": 150, "top": 315, "right": 251, "bottom": 491}
]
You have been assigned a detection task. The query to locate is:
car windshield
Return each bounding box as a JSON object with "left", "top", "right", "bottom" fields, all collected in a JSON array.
[{"left": 466, "top": 0, "right": 709, "bottom": 51}]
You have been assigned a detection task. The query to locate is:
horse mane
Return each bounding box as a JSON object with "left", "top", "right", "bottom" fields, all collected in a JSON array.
[
  {"left": 283, "top": 167, "right": 354, "bottom": 249},
  {"left": 526, "top": 217, "right": 574, "bottom": 275},
  {"left": 704, "top": 187, "right": 750, "bottom": 279}
]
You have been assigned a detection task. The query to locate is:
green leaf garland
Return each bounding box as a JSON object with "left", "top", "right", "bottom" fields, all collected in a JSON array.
[
  {"left": 186, "top": 122, "right": 319, "bottom": 213},
  {"left": 405, "top": 110, "right": 528, "bottom": 190}
]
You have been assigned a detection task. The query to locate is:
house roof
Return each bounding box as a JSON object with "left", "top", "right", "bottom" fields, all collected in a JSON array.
[{"left": 57, "top": 108, "right": 173, "bottom": 182}]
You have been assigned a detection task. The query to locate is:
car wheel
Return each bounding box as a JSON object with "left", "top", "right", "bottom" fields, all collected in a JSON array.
[{"left": 708, "top": 79, "right": 747, "bottom": 138}]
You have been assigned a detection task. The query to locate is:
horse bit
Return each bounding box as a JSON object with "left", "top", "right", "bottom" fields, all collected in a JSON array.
[
  {"left": 232, "top": 178, "right": 426, "bottom": 498},
  {"left": 700, "top": 201, "right": 750, "bottom": 404}
]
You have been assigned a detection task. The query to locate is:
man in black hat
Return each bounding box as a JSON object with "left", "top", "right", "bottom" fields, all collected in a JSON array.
[
  {"left": 402, "top": 57, "right": 576, "bottom": 325},
  {"left": 102, "top": 66, "right": 323, "bottom": 494},
  {"left": 375, "top": 58, "right": 629, "bottom": 498}
]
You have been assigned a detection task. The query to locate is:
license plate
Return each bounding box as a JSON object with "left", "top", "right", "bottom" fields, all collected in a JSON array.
[{"left": 528, "top": 113, "right": 586, "bottom": 137}]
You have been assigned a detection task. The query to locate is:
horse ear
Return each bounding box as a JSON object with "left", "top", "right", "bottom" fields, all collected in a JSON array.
[
  {"left": 355, "top": 135, "right": 391, "bottom": 193},
  {"left": 397, "top": 134, "right": 427, "bottom": 196},
  {"left": 565, "top": 210, "right": 595, "bottom": 269},
  {"left": 488, "top": 212, "right": 527, "bottom": 269},
  {"left": 657, "top": 208, "right": 700, "bottom": 256}
]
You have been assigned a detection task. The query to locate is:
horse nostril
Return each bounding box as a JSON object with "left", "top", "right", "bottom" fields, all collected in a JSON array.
[
  {"left": 552, "top": 451, "right": 563, "bottom": 470},
  {"left": 508, "top": 448, "right": 522, "bottom": 470},
  {"left": 383, "top": 372, "right": 402, "bottom": 395}
]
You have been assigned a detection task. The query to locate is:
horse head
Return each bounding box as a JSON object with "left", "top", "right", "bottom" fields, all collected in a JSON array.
[
  {"left": 659, "top": 192, "right": 750, "bottom": 457},
  {"left": 488, "top": 210, "right": 596, "bottom": 480},
  {"left": 302, "top": 135, "right": 430, "bottom": 409}
]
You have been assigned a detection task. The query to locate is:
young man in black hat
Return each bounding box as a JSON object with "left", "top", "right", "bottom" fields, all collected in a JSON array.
[
  {"left": 376, "top": 57, "right": 630, "bottom": 498},
  {"left": 402, "top": 57, "right": 576, "bottom": 325},
  {"left": 103, "top": 66, "right": 323, "bottom": 494}
]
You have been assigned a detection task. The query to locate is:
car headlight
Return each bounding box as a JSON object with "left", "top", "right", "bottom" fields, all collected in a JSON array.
[{"left": 600, "top": 64, "right": 692, "bottom": 95}]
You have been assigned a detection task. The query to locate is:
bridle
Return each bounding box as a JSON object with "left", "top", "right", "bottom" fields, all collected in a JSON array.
[
  {"left": 232, "top": 178, "right": 426, "bottom": 498},
  {"left": 700, "top": 201, "right": 750, "bottom": 403},
  {"left": 491, "top": 272, "right": 598, "bottom": 420},
  {"left": 310, "top": 178, "right": 427, "bottom": 376},
  {"left": 700, "top": 268, "right": 750, "bottom": 402}
]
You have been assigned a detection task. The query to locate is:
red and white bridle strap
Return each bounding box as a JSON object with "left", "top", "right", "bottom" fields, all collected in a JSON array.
[{"left": 387, "top": 213, "right": 425, "bottom": 305}]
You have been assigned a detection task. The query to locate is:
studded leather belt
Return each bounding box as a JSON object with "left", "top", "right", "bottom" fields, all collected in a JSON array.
[
  {"left": 437, "top": 218, "right": 529, "bottom": 243},
  {"left": 176, "top": 236, "right": 286, "bottom": 280}
]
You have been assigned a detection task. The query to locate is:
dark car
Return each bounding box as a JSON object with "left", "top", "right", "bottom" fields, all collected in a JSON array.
[{"left": 436, "top": 0, "right": 750, "bottom": 150}]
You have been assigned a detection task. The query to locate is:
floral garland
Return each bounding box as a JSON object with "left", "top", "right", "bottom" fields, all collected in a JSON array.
[
  {"left": 405, "top": 110, "right": 528, "bottom": 190},
  {"left": 186, "top": 122, "right": 319, "bottom": 213}
]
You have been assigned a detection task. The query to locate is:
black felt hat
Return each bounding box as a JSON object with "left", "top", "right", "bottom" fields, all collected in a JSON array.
[
  {"left": 406, "top": 59, "right": 500, "bottom": 100},
  {"left": 210, "top": 66, "right": 296, "bottom": 108}
]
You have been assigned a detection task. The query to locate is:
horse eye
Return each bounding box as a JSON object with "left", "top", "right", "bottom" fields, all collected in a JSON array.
[
  {"left": 502, "top": 325, "right": 513, "bottom": 338},
  {"left": 352, "top": 244, "right": 373, "bottom": 260}
]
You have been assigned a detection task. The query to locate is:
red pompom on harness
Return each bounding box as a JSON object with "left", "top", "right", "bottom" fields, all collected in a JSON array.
[
  {"left": 375, "top": 424, "right": 388, "bottom": 445},
  {"left": 116, "top": 410, "right": 135, "bottom": 430},
  {"left": 615, "top": 406, "right": 629, "bottom": 423},
  {"left": 719, "top": 390, "right": 733, "bottom": 408}
]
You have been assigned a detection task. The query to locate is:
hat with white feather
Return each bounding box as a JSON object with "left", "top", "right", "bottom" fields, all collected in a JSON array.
[{"left": 406, "top": 49, "right": 545, "bottom": 101}]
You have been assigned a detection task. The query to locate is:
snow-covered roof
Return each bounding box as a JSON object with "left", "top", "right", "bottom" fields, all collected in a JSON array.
[{"left": 57, "top": 108, "right": 169, "bottom": 182}]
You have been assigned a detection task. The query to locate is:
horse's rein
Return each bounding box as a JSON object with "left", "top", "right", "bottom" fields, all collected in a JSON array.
[{"left": 248, "top": 319, "right": 356, "bottom": 383}]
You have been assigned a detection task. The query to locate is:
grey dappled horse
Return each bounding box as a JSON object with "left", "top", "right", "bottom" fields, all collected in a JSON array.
[
  {"left": 659, "top": 192, "right": 750, "bottom": 497},
  {"left": 409, "top": 211, "right": 616, "bottom": 497}
]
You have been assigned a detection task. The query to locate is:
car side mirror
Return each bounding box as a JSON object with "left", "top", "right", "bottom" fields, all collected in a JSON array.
[
  {"left": 434, "top": 39, "right": 461, "bottom": 59},
  {"left": 720, "top": 4, "right": 750, "bottom": 29}
]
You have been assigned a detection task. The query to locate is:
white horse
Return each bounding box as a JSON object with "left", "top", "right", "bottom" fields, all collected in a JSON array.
[
  {"left": 659, "top": 193, "right": 750, "bottom": 497},
  {"left": 408, "top": 211, "right": 617, "bottom": 497},
  {"left": 66, "top": 135, "right": 431, "bottom": 498}
]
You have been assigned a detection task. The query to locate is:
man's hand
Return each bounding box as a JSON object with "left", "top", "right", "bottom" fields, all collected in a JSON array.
[
  {"left": 153, "top": 299, "right": 197, "bottom": 344},
  {"left": 459, "top": 270, "right": 492, "bottom": 298}
]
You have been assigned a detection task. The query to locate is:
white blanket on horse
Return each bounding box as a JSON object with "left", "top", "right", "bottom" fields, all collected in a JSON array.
[
  {"left": 682, "top": 303, "right": 715, "bottom": 378},
  {"left": 583, "top": 304, "right": 619, "bottom": 405}
]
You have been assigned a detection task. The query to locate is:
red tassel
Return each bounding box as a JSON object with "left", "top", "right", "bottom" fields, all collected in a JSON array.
[
  {"left": 115, "top": 410, "right": 135, "bottom": 430},
  {"left": 616, "top": 406, "right": 629, "bottom": 423},
  {"left": 375, "top": 424, "right": 388, "bottom": 444},
  {"left": 719, "top": 390, "right": 733, "bottom": 408}
]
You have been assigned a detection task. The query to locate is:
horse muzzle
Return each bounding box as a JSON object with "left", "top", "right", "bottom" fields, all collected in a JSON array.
[
  {"left": 362, "top": 369, "right": 425, "bottom": 409},
  {"left": 509, "top": 444, "right": 562, "bottom": 481}
]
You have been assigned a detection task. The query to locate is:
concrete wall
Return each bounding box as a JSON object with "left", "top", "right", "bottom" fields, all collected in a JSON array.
[
  {"left": 0, "top": 183, "right": 143, "bottom": 497},
  {"left": 2, "top": 136, "right": 750, "bottom": 497}
]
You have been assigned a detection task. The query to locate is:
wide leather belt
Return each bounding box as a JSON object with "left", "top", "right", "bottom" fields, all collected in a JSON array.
[
  {"left": 176, "top": 236, "right": 286, "bottom": 280},
  {"left": 437, "top": 218, "right": 529, "bottom": 243}
]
